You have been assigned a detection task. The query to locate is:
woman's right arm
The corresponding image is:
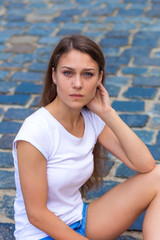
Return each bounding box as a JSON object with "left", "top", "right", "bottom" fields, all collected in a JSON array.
[{"left": 17, "top": 141, "right": 89, "bottom": 240}]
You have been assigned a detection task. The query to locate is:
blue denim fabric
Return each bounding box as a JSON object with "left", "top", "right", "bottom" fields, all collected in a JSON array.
[{"left": 40, "top": 202, "right": 88, "bottom": 240}]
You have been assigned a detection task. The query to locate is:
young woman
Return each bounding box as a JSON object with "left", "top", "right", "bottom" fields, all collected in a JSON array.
[{"left": 13, "top": 35, "right": 160, "bottom": 240}]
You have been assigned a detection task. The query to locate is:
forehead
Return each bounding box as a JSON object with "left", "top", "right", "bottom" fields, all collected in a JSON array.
[{"left": 57, "top": 49, "right": 99, "bottom": 69}]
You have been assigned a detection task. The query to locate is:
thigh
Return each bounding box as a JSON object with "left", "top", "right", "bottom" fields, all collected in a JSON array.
[{"left": 85, "top": 166, "right": 159, "bottom": 240}]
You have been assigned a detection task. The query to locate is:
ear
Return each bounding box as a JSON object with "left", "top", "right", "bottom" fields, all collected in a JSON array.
[
  {"left": 97, "top": 70, "right": 103, "bottom": 86},
  {"left": 52, "top": 68, "right": 57, "bottom": 84}
]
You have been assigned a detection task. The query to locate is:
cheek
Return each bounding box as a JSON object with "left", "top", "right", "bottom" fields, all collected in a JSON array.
[
  {"left": 86, "top": 85, "right": 97, "bottom": 100},
  {"left": 89, "top": 83, "right": 97, "bottom": 94}
]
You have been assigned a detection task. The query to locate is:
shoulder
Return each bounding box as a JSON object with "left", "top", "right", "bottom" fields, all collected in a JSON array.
[{"left": 13, "top": 107, "right": 59, "bottom": 158}]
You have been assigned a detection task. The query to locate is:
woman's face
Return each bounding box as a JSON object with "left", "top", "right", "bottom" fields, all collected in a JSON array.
[{"left": 52, "top": 49, "right": 103, "bottom": 111}]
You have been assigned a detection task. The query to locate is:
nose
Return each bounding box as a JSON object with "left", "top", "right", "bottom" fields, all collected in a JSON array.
[{"left": 72, "top": 74, "right": 82, "bottom": 89}]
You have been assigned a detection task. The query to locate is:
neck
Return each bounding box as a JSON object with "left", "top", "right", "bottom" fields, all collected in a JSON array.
[{"left": 45, "top": 97, "right": 82, "bottom": 128}]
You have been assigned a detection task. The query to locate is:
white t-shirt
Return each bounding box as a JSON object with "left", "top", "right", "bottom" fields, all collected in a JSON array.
[{"left": 12, "top": 107, "right": 105, "bottom": 240}]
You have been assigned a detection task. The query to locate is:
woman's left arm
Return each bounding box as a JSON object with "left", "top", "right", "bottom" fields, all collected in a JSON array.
[{"left": 87, "top": 84, "right": 155, "bottom": 173}]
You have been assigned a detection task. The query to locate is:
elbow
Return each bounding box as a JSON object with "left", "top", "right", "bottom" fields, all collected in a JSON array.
[
  {"left": 141, "top": 156, "right": 156, "bottom": 173},
  {"left": 27, "top": 211, "right": 40, "bottom": 227},
  {"left": 27, "top": 208, "right": 45, "bottom": 228}
]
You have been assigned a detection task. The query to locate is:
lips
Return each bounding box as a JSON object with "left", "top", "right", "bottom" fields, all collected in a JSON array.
[{"left": 70, "top": 93, "right": 84, "bottom": 99}]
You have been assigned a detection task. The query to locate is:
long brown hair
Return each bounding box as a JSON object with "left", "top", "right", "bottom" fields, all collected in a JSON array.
[{"left": 40, "top": 35, "right": 106, "bottom": 197}]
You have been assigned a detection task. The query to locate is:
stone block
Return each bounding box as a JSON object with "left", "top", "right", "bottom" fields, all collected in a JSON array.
[
  {"left": 116, "top": 236, "right": 136, "bottom": 240},
  {"left": 133, "top": 32, "right": 159, "bottom": 47},
  {"left": 35, "top": 46, "right": 53, "bottom": 55},
  {"left": 0, "top": 194, "right": 15, "bottom": 219},
  {"left": 57, "top": 29, "right": 82, "bottom": 36},
  {"left": 150, "top": 68, "right": 160, "bottom": 76},
  {"left": 123, "top": 87, "right": 157, "bottom": 99},
  {"left": 104, "top": 16, "right": 126, "bottom": 24},
  {"left": 0, "top": 53, "right": 12, "bottom": 61},
  {"left": 27, "top": 27, "right": 53, "bottom": 36},
  {"left": 10, "top": 72, "right": 44, "bottom": 82},
  {"left": 122, "top": 47, "right": 151, "bottom": 57},
  {"left": 150, "top": 117, "right": 160, "bottom": 128},
  {"left": 0, "top": 152, "right": 14, "bottom": 168},
  {"left": 0, "top": 62, "right": 25, "bottom": 69},
  {"left": 29, "top": 96, "right": 40, "bottom": 107},
  {"left": 5, "top": 21, "right": 30, "bottom": 29},
  {"left": 107, "top": 56, "right": 130, "bottom": 65},
  {"left": 0, "top": 36, "right": 10, "bottom": 43},
  {"left": 122, "top": 67, "right": 147, "bottom": 75},
  {"left": 6, "top": 44, "right": 36, "bottom": 53},
  {"left": 38, "top": 36, "right": 61, "bottom": 45},
  {"left": 106, "top": 31, "right": 130, "bottom": 38},
  {"left": 86, "top": 8, "right": 114, "bottom": 16},
  {"left": 119, "top": 114, "right": 148, "bottom": 127},
  {"left": 104, "top": 84, "right": 120, "bottom": 97},
  {"left": 117, "top": 9, "right": 143, "bottom": 16},
  {"left": 0, "top": 223, "right": 15, "bottom": 240},
  {"left": 115, "top": 163, "right": 137, "bottom": 178},
  {"left": 106, "top": 3, "right": 127, "bottom": 9},
  {"left": 0, "top": 134, "right": 15, "bottom": 150},
  {"left": 29, "top": 62, "right": 47, "bottom": 72},
  {"left": 0, "top": 171, "right": 15, "bottom": 189},
  {"left": 0, "top": 121, "right": 22, "bottom": 134},
  {"left": 0, "top": 95, "right": 30, "bottom": 105},
  {"left": 9, "top": 36, "right": 38, "bottom": 44},
  {"left": 105, "top": 65, "right": 119, "bottom": 74},
  {"left": 86, "top": 181, "right": 120, "bottom": 200},
  {"left": 15, "top": 82, "right": 43, "bottom": 94},
  {"left": 147, "top": 9, "right": 160, "bottom": 16},
  {"left": 124, "top": 0, "right": 149, "bottom": 2},
  {"left": 113, "top": 23, "right": 136, "bottom": 31},
  {"left": 133, "top": 130, "right": 155, "bottom": 144},
  {"left": 106, "top": 77, "right": 129, "bottom": 86},
  {"left": 150, "top": 103, "right": 160, "bottom": 114},
  {"left": 0, "top": 45, "right": 5, "bottom": 51},
  {"left": 116, "top": 163, "right": 137, "bottom": 178},
  {"left": 132, "top": 77, "right": 160, "bottom": 87},
  {"left": 129, "top": 3, "right": 149, "bottom": 9},
  {"left": 4, "top": 15, "right": 25, "bottom": 21},
  {"left": 100, "top": 38, "right": 128, "bottom": 47},
  {"left": 11, "top": 53, "right": 36, "bottom": 63},
  {"left": 140, "top": 23, "right": 160, "bottom": 31},
  {"left": 5, "top": 2, "right": 26, "bottom": 8},
  {"left": 133, "top": 57, "right": 160, "bottom": 66},
  {"left": 112, "top": 101, "right": 144, "bottom": 112},
  {"left": 0, "top": 108, "right": 3, "bottom": 116},
  {"left": 102, "top": 47, "right": 120, "bottom": 56},
  {"left": 0, "top": 82, "right": 17, "bottom": 93},
  {"left": 61, "top": 8, "right": 84, "bottom": 16},
  {"left": 84, "top": 32, "right": 105, "bottom": 40},
  {"left": 156, "top": 132, "right": 160, "bottom": 145},
  {"left": 4, "top": 108, "right": 34, "bottom": 121},
  {"left": 53, "top": 15, "right": 74, "bottom": 22},
  {"left": 133, "top": 39, "right": 158, "bottom": 47},
  {"left": 0, "top": 71, "right": 9, "bottom": 80},
  {"left": 147, "top": 145, "right": 160, "bottom": 160}
]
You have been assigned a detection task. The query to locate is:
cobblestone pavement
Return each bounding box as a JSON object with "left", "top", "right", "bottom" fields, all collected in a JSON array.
[{"left": 0, "top": 0, "right": 160, "bottom": 239}]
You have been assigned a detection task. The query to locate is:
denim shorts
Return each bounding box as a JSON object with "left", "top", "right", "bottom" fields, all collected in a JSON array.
[{"left": 40, "top": 202, "right": 88, "bottom": 240}]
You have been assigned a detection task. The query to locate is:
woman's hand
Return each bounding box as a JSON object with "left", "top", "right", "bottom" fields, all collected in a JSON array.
[{"left": 86, "top": 84, "right": 111, "bottom": 117}]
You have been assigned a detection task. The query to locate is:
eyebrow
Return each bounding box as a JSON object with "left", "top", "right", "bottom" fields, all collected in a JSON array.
[{"left": 61, "top": 66, "right": 96, "bottom": 71}]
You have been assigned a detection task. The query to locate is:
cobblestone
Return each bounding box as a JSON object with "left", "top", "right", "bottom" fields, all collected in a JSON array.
[{"left": 0, "top": 0, "right": 160, "bottom": 239}]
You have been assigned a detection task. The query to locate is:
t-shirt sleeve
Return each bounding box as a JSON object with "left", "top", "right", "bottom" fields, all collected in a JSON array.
[{"left": 13, "top": 118, "right": 52, "bottom": 160}]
